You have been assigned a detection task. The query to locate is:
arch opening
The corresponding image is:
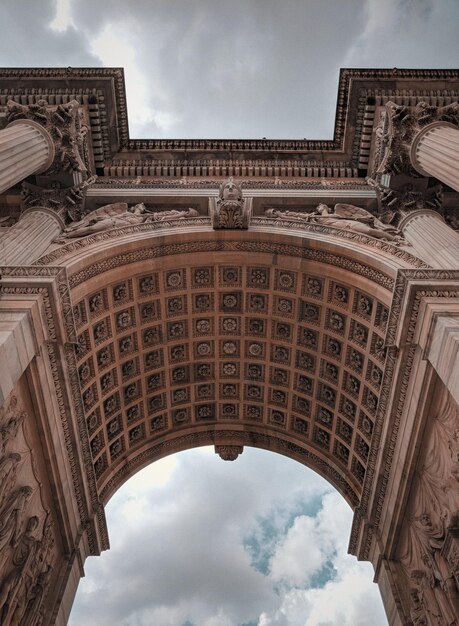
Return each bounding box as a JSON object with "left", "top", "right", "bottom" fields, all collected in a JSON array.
[{"left": 69, "top": 447, "right": 389, "bottom": 626}]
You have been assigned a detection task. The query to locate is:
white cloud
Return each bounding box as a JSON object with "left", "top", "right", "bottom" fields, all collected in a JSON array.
[
  {"left": 70, "top": 449, "right": 387, "bottom": 626},
  {"left": 49, "top": 0, "right": 73, "bottom": 32},
  {"left": 269, "top": 515, "right": 327, "bottom": 587},
  {"left": 259, "top": 492, "right": 387, "bottom": 626}
]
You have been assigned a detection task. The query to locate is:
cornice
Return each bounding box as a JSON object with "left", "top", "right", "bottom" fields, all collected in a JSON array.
[{"left": 2, "top": 67, "right": 457, "bottom": 156}]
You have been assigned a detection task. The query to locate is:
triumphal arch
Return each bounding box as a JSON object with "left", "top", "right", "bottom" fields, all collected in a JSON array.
[{"left": 0, "top": 67, "right": 458, "bottom": 625}]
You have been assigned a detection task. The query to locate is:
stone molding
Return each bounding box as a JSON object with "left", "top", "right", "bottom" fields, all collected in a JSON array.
[
  {"left": 0, "top": 266, "right": 107, "bottom": 555},
  {"left": 36, "top": 218, "right": 427, "bottom": 270},
  {"left": 98, "top": 428, "right": 361, "bottom": 506},
  {"left": 63, "top": 239, "right": 395, "bottom": 291},
  {"left": 89, "top": 178, "right": 372, "bottom": 190},
  {"left": 350, "top": 270, "right": 459, "bottom": 560}
]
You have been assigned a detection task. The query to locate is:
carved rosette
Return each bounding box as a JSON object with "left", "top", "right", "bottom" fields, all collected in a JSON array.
[
  {"left": 215, "top": 445, "right": 244, "bottom": 461},
  {"left": 378, "top": 101, "right": 459, "bottom": 178}
]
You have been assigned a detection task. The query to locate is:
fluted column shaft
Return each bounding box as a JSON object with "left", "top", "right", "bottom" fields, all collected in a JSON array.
[
  {"left": 410, "top": 122, "right": 459, "bottom": 192},
  {"left": 0, "top": 120, "right": 54, "bottom": 194},
  {"left": 399, "top": 209, "right": 459, "bottom": 269},
  {"left": 0, "top": 209, "right": 64, "bottom": 265}
]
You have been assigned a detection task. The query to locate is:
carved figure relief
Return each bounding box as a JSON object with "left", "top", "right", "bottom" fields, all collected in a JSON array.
[
  {"left": 398, "top": 387, "right": 459, "bottom": 624},
  {"left": 148, "top": 208, "right": 199, "bottom": 221},
  {"left": 266, "top": 203, "right": 405, "bottom": 243},
  {"left": 57, "top": 203, "right": 199, "bottom": 239},
  {"left": 58, "top": 202, "right": 148, "bottom": 238},
  {"left": 210, "top": 177, "right": 252, "bottom": 229},
  {"left": 0, "top": 394, "right": 56, "bottom": 626}
]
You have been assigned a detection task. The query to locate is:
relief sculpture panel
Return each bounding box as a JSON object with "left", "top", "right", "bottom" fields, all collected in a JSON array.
[
  {"left": 0, "top": 392, "right": 58, "bottom": 626},
  {"left": 397, "top": 385, "right": 459, "bottom": 625}
]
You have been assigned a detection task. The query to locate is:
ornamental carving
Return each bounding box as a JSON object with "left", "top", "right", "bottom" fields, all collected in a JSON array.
[
  {"left": 21, "top": 176, "right": 96, "bottom": 223},
  {"left": 398, "top": 388, "right": 459, "bottom": 624},
  {"left": 209, "top": 178, "right": 252, "bottom": 229},
  {"left": 367, "top": 178, "right": 446, "bottom": 231},
  {"left": 215, "top": 445, "right": 244, "bottom": 461},
  {"left": 0, "top": 394, "right": 57, "bottom": 626},
  {"left": 378, "top": 100, "right": 459, "bottom": 178},
  {"left": 6, "top": 99, "right": 88, "bottom": 178},
  {"left": 266, "top": 203, "right": 405, "bottom": 244}
]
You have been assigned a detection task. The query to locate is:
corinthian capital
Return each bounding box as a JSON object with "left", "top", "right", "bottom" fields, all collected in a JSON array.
[
  {"left": 21, "top": 176, "right": 97, "bottom": 223},
  {"left": 6, "top": 99, "right": 89, "bottom": 179},
  {"left": 367, "top": 177, "right": 443, "bottom": 227},
  {"left": 378, "top": 101, "right": 459, "bottom": 178}
]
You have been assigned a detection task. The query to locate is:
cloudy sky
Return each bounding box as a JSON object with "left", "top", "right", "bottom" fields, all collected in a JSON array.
[
  {"left": 69, "top": 448, "right": 388, "bottom": 626},
  {"left": 2, "top": 0, "right": 459, "bottom": 139},
  {"left": 3, "top": 1, "right": 458, "bottom": 623}
]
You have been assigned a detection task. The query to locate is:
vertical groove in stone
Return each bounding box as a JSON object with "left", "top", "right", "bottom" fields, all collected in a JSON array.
[
  {"left": 0, "top": 121, "right": 54, "bottom": 194},
  {"left": 0, "top": 210, "right": 63, "bottom": 265},
  {"left": 401, "top": 210, "right": 459, "bottom": 269},
  {"left": 411, "top": 122, "right": 459, "bottom": 192}
]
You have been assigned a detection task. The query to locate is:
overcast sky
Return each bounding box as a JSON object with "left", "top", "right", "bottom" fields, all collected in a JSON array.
[
  {"left": 69, "top": 448, "right": 388, "bottom": 626},
  {"left": 2, "top": 0, "right": 459, "bottom": 138},
  {"left": 3, "top": 1, "right": 458, "bottom": 624}
]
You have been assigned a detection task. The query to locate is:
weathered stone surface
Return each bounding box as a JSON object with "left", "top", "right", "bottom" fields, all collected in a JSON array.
[{"left": 0, "top": 68, "right": 458, "bottom": 626}]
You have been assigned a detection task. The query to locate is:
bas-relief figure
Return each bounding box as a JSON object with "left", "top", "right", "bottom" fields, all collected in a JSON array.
[
  {"left": 57, "top": 203, "right": 199, "bottom": 239},
  {"left": 0, "top": 395, "right": 56, "bottom": 626},
  {"left": 265, "top": 203, "right": 405, "bottom": 242},
  {"left": 398, "top": 389, "right": 459, "bottom": 625}
]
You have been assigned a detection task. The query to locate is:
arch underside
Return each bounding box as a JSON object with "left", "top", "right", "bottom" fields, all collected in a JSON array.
[{"left": 64, "top": 229, "right": 395, "bottom": 510}]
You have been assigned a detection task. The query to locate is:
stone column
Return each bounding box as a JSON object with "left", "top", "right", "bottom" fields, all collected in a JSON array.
[
  {"left": 0, "top": 208, "right": 64, "bottom": 265},
  {"left": 398, "top": 209, "right": 459, "bottom": 269},
  {"left": 410, "top": 122, "right": 459, "bottom": 192},
  {"left": 0, "top": 120, "right": 55, "bottom": 194}
]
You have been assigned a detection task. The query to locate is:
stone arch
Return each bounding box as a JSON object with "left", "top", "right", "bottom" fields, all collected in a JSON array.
[{"left": 51, "top": 225, "right": 402, "bottom": 512}]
